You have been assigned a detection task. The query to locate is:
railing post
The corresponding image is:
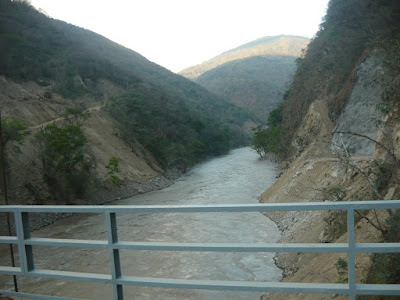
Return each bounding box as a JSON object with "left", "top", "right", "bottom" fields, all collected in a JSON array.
[
  {"left": 14, "top": 211, "right": 34, "bottom": 273},
  {"left": 106, "top": 212, "right": 123, "bottom": 300},
  {"left": 347, "top": 208, "right": 355, "bottom": 300}
]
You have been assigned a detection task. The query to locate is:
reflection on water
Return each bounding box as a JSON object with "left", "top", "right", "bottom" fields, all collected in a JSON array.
[{"left": 0, "top": 147, "right": 282, "bottom": 299}]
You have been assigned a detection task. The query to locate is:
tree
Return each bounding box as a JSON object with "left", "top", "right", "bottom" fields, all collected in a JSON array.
[
  {"left": 1, "top": 116, "right": 30, "bottom": 153},
  {"left": 38, "top": 124, "right": 87, "bottom": 173},
  {"left": 36, "top": 124, "right": 89, "bottom": 202},
  {"left": 267, "top": 103, "right": 283, "bottom": 127},
  {"left": 61, "top": 105, "right": 90, "bottom": 126},
  {"left": 251, "top": 125, "right": 269, "bottom": 157},
  {"left": 251, "top": 125, "right": 281, "bottom": 158}
]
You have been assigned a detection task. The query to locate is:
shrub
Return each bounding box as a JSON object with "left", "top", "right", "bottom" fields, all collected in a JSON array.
[
  {"left": 105, "top": 157, "right": 121, "bottom": 185},
  {"left": 335, "top": 257, "right": 348, "bottom": 283}
]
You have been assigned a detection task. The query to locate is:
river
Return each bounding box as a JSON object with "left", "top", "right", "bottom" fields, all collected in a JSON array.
[{"left": 0, "top": 147, "right": 282, "bottom": 299}]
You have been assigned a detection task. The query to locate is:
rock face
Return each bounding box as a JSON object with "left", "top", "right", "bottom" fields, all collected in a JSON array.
[
  {"left": 332, "top": 55, "right": 386, "bottom": 156},
  {"left": 259, "top": 54, "right": 400, "bottom": 300}
]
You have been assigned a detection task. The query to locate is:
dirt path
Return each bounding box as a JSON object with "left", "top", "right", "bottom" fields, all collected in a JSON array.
[{"left": 28, "top": 103, "right": 104, "bottom": 130}]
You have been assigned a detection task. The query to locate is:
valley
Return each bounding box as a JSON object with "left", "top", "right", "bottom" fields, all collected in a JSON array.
[{"left": 0, "top": 0, "right": 399, "bottom": 299}]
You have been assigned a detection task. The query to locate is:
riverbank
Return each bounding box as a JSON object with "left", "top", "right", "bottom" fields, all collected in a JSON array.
[
  {"left": 0, "top": 169, "right": 182, "bottom": 236},
  {"left": 258, "top": 148, "right": 387, "bottom": 300}
]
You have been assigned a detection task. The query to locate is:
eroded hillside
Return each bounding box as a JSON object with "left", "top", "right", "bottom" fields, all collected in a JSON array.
[
  {"left": 0, "top": 0, "right": 258, "bottom": 233},
  {"left": 0, "top": 76, "right": 167, "bottom": 204},
  {"left": 259, "top": 0, "right": 400, "bottom": 298}
]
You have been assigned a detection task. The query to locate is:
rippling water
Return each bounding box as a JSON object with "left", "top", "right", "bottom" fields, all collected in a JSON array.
[{"left": 0, "top": 147, "right": 282, "bottom": 299}]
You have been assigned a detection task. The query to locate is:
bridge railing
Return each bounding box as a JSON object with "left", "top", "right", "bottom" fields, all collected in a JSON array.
[{"left": 0, "top": 200, "right": 400, "bottom": 300}]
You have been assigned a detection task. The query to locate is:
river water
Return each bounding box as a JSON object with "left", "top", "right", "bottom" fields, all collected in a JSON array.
[{"left": 0, "top": 147, "right": 282, "bottom": 299}]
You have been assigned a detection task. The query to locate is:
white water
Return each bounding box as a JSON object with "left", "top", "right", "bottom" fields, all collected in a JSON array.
[{"left": 0, "top": 147, "right": 282, "bottom": 299}]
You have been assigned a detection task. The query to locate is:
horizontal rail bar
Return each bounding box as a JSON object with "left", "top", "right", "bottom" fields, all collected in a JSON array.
[
  {"left": 2, "top": 268, "right": 399, "bottom": 296},
  {"left": 0, "top": 266, "right": 22, "bottom": 275},
  {"left": 25, "top": 238, "right": 108, "bottom": 249},
  {"left": 356, "top": 284, "right": 400, "bottom": 295},
  {"left": 0, "top": 290, "right": 82, "bottom": 300},
  {"left": 356, "top": 243, "right": 400, "bottom": 253},
  {"left": 1, "top": 200, "right": 399, "bottom": 213},
  {"left": 0, "top": 267, "right": 111, "bottom": 283},
  {"left": 31, "top": 269, "right": 112, "bottom": 283},
  {"left": 5, "top": 238, "right": 398, "bottom": 254},
  {"left": 0, "top": 236, "right": 17, "bottom": 244},
  {"left": 118, "top": 276, "right": 350, "bottom": 294},
  {"left": 115, "top": 241, "right": 351, "bottom": 252},
  {"left": 1, "top": 284, "right": 399, "bottom": 299}
]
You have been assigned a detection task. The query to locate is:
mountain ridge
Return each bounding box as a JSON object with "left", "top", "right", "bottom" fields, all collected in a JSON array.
[
  {"left": 179, "top": 35, "right": 308, "bottom": 121},
  {"left": 179, "top": 35, "right": 309, "bottom": 79}
]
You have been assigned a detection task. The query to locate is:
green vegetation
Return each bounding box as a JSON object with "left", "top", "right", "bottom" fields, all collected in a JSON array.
[
  {"left": 36, "top": 124, "right": 89, "bottom": 202},
  {"left": 105, "top": 157, "right": 121, "bottom": 185},
  {"left": 0, "top": 0, "right": 251, "bottom": 169},
  {"left": 327, "top": 187, "right": 347, "bottom": 202},
  {"left": 0, "top": 116, "right": 30, "bottom": 153},
  {"left": 0, "top": 0, "right": 138, "bottom": 98},
  {"left": 251, "top": 103, "right": 283, "bottom": 157},
  {"left": 251, "top": 125, "right": 281, "bottom": 158},
  {"left": 335, "top": 257, "right": 348, "bottom": 283},
  {"left": 0, "top": 115, "right": 30, "bottom": 187},
  {"left": 107, "top": 89, "right": 236, "bottom": 169},
  {"left": 61, "top": 105, "right": 90, "bottom": 126},
  {"left": 373, "top": 161, "right": 393, "bottom": 191}
]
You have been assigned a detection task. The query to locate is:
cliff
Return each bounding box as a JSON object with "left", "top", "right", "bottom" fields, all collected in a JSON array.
[
  {"left": 260, "top": 53, "right": 399, "bottom": 299},
  {"left": 258, "top": 0, "right": 400, "bottom": 298}
]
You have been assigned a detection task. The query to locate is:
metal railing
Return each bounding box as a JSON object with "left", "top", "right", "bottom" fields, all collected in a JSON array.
[{"left": 0, "top": 200, "right": 400, "bottom": 300}]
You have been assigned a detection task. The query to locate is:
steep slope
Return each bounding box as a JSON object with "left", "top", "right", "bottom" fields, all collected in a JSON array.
[
  {"left": 258, "top": 0, "right": 400, "bottom": 298},
  {"left": 0, "top": 0, "right": 252, "bottom": 171},
  {"left": 0, "top": 0, "right": 255, "bottom": 223},
  {"left": 179, "top": 35, "right": 309, "bottom": 79}
]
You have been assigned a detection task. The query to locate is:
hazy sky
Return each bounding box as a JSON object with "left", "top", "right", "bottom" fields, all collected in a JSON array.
[{"left": 30, "top": 0, "right": 330, "bottom": 72}]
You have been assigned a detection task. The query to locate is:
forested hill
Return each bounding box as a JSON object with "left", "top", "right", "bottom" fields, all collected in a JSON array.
[
  {"left": 179, "top": 35, "right": 309, "bottom": 79},
  {"left": 180, "top": 35, "right": 309, "bottom": 121},
  {"left": 0, "top": 0, "right": 252, "bottom": 170}
]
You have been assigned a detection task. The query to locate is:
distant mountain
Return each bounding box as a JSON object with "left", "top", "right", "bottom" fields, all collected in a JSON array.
[
  {"left": 179, "top": 35, "right": 309, "bottom": 79},
  {"left": 180, "top": 35, "right": 309, "bottom": 121},
  {"left": 195, "top": 55, "right": 297, "bottom": 121}
]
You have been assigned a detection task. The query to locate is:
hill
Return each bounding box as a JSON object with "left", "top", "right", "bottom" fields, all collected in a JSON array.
[
  {"left": 256, "top": 0, "right": 400, "bottom": 297},
  {"left": 0, "top": 0, "right": 253, "bottom": 167},
  {"left": 0, "top": 0, "right": 253, "bottom": 212},
  {"left": 180, "top": 35, "right": 309, "bottom": 121},
  {"left": 179, "top": 35, "right": 309, "bottom": 79},
  {"left": 195, "top": 55, "right": 298, "bottom": 121}
]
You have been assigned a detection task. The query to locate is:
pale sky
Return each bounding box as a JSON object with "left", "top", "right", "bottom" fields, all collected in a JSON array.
[{"left": 30, "top": 0, "right": 330, "bottom": 72}]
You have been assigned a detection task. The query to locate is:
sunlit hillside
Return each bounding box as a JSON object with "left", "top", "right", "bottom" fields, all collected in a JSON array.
[{"left": 179, "top": 35, "right": 309, "bottom": 79}]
